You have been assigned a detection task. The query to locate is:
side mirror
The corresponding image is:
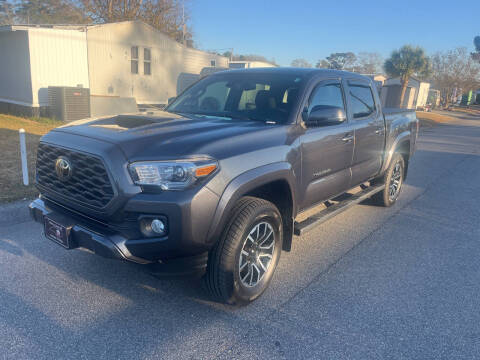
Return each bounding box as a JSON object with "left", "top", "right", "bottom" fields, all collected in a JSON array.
[
  {"left": 168, "top": 96, "right": 176, "bottom": 105},
  {"left": 305, "top": 106, "right": 346, "bottom": 127}
]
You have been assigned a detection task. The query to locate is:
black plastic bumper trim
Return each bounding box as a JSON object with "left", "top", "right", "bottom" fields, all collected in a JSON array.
[{"left": 29, "top": 198, "right": 151, "bottom": 264}]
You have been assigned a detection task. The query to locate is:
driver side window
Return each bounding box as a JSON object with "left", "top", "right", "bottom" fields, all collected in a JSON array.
[{"left": 307, "top": 83, "right": 345, "bottom": 115}]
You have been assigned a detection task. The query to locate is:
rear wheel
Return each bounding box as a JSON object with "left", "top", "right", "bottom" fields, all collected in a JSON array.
[
  {"left": 205, "top": 197, "right": 282, "bottom": 305},
  {"left": 372, "top": 153, "right": 405, "bottom": 207}
]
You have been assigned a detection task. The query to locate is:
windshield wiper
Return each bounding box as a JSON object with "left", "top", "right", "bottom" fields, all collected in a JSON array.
[
  {"left": 221, "top": 112, "right": 277, "bottom": 124},
  {"left": 167, "top": 110, "right": 277, "bottom": 124}
]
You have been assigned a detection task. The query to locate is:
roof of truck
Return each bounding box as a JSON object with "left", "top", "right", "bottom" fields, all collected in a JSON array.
[{"left": 215, "top": 67, "right": 371, "bottom": 81}]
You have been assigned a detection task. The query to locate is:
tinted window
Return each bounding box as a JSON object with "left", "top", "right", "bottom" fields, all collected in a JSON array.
[
  {"left": 197, "top": 81, "right": 230, "bottom": 111},
  {"left": 238, "top": 84, "right": 270, "bottom": 110},
  {"left": 167, "top": 73, "right": 305, "bottom": 123},
  {"left": 308, "top": 83, "right": 345, "bottom": 115},
  {"left": 349, "top": 85, "right": 375, "bottom": 118}
]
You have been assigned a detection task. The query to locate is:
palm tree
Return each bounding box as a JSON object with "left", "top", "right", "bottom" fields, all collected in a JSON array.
[{"left": 384, "top": 45, "right": 431, "bottom": 108}]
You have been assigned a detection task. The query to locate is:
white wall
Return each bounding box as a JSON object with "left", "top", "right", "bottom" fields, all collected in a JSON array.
[
  {"left": 28, "top": 28, "right": 89, "bottom": 106},
  {"left": 382, "top": 77, "right": 430, "bottom": 109},
  {"left": 415, "top": 82, "right": 430, "bottom": 108},
  {"left": 0, "top": 30, "right": 33, "bottom": 106},
  {"left": 87, "top": 21, "right": 229, "bottom": 104},
  {"left": 229, "top": 61, "right": 276, "bottom": 69}
]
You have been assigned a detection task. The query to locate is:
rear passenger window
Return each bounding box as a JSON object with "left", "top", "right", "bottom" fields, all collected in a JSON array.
[
  {"left": 308, "top": 83, "right": 345, "bottom": 115},
  {"left": 349, "top": 85, "right": 376, "bottom": 118}
]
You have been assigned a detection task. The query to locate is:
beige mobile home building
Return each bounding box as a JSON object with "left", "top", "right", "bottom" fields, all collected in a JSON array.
[
  {"left": 0, "top": 21, "right": 228, "bottom": 117},
  {"left": 86, "top": 21, "right": 228, "bottom": 105}
]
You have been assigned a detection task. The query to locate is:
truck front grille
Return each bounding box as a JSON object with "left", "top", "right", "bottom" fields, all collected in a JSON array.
[{"left": 36, "top": 143, "right": 114, "bottom": 209}]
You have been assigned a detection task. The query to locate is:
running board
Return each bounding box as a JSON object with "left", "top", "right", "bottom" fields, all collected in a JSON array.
[{"left": 294, "top": 184, "right": 385, "bottom": 236}]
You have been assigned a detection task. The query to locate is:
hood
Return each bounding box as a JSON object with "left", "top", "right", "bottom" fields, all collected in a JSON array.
[{"left": 52, "top": 111, "right": 289, "bottom": 161}]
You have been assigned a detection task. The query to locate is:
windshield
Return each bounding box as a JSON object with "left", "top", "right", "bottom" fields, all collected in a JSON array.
[{"left": 166, "top": 72, "right": 305, "bottom": 124}]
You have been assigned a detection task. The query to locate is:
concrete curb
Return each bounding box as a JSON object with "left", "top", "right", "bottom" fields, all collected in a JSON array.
[{"left": 0, "top": 199, "right": 32, "bottom": 227}]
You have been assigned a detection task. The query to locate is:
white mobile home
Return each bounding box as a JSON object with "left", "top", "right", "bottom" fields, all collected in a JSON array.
[
  {"left": 229, "top": 60, "right": 276, "bottom": 69},
  {"left": 381, "top": 77, "right": 430, "bottom": 109},
  {"left": 0, "top": 25, "right": 89, "bottom": 116},
  {"left": 0, "top": 21, "right": 228, "bottom": 117}
]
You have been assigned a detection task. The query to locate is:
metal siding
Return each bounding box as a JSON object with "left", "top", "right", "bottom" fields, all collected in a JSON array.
[
  {"left": 0, "top": 30, "right": 33, "bottom": 105},
  {"left": 87, "top": 21, "right": 229, "bottom": 104},
  {"left": 416, "top": 82, "right": 430, "bottom": 108},
  {"left": 28, "top": 28, "right": 89, "bottom": 107}
]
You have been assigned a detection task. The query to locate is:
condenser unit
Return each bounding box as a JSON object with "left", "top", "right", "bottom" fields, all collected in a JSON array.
[{"left": 48, "top": 86, "right": 90, "bottom": 122}]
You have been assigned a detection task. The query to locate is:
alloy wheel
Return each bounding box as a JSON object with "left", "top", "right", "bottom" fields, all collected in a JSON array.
[
  {"left": 389, "top": 161, "right": 403, "bottom": 201},
  {"left": 238, "top": 222, "right": 275, "bottom": 287}
]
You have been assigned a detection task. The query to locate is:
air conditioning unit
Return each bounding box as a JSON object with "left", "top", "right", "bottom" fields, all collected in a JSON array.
[{"left": 48, "top": 86, "right": 90, "bottom": 122}]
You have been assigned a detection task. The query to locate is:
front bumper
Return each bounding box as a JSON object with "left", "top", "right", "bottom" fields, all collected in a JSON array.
[
  {"left": 29, "top": 196, "right": 214, "bottom": 271},
  {"left": 30, "top": 198, "right": 152, "bottom": 264}
]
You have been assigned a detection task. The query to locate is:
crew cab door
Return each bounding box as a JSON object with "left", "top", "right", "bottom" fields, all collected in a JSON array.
[
  {"left": 346, "top": 80, "right": 385, "bottom": 186},
  {"left": 299, "top": 80, "right": 354, "bottom": 210}
]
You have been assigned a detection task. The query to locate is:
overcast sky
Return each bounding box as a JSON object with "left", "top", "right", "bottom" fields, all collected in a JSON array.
[{"left": 191, "top": 0, "right": 479, "bottom": 66}]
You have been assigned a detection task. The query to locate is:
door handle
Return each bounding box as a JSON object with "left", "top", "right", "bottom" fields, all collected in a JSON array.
[
  {"left": 342, "top": 134, "right": 354, "bottom": 143},
  {"left": 375, "top": 128, "right": 384, "bottom": 135}
]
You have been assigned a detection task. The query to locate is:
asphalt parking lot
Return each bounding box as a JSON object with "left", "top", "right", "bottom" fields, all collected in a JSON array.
[{"left": 1, "top": 112, "right": 479, "bottom": 359}]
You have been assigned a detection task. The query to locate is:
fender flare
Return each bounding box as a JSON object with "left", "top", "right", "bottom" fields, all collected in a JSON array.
[
  {"left": 205, "top": 162, "right": 297, "bottom": 247},
  {"left": 381, "top": 131, "right": 411, "bottom": 173}
]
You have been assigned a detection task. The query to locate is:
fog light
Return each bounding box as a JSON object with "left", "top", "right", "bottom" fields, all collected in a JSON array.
[
  {"left": 139, "top": 217, "right": 167, "bottom": 237},
  {"left": 151, "top": 219, "right": 165, "bottom": 234}
]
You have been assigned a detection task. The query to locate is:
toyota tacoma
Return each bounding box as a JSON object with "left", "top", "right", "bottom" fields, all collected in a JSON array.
[{"left": 30, "top": 68, "right": 418, "bottom": 305}]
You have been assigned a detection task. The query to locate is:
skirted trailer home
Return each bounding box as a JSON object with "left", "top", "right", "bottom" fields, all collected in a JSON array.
[
  {"left": 0, "top": 21, "right": 228, "bottom": 119},
  {"left": 0, "top": 25, "right": 90, "bottom": 117},
  {"left": 85, "top": 21, "right": 229, "bottom": 110}
]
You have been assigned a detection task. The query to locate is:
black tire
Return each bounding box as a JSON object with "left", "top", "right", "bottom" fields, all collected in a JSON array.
[
  {"left": 371, "top": 153, "right": 405, "bottom": 207},
  {"left": 205, "top": 196, "right": 283, "bottom": 305}
]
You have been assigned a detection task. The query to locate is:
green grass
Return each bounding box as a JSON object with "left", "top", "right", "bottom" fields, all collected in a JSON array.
[{"left": 0, "top": 114, "right": 63, "bottom": 203}]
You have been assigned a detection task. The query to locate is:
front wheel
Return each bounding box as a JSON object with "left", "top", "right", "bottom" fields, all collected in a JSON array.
[
  {"left": 205, "top": 197, "right": 282, "bottom": 305},
  {"left": 372, "top": 153, "right": 405, "bottom": 207}
]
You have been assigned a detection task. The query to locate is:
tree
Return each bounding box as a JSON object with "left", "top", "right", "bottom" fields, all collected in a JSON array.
[
  {"left": 0, "top": 0, "right": 14, "bottom": 25},
  {"left": 316, "top": 52, "right": 356, "bottom": 70},
  {"left": 81, "top": 0, "right": 193, "bottom": 45},
  {"left": 430, "top": 47, "right": 480, "bottom": 106},
  {"left": 15, "top": 0, "right": 90, "bottom": 24},
  {"left": 474, "top": 36, "right": 480, "bottom": 51},
  {"left": 291, "top": 58, "right": 312, "bottom": 68},
  {"left": 471, "top": 36, "right": 480, "bottom": 62},
  {"left": 315, "top": 59, "right": 330, "bottom": 69},
  {"left": 355, "top": 52, "right": 383, "bottom": 74},
  {"left": 384, "top": 45, "right": 431, "bottom": 107},
  {"left": 221, "top": 50, "right": 232, "bottom": 60},
  {"left": 225, "top": 53, "right": 277, "bottom": 65}
]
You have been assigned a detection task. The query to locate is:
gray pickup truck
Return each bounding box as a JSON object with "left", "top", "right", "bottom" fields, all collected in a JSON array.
[{"left": 30, "top": 68, "right": 418, "bottom": 305}]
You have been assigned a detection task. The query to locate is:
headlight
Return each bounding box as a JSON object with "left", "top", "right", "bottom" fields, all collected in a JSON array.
[{"left": 128, "top": 158, "right": 218, "bottom": 190}]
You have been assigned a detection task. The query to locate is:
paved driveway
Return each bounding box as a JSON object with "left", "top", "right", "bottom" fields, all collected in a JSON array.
[{"left": 1, "top": 113, "right": 479, "bottom": 359}]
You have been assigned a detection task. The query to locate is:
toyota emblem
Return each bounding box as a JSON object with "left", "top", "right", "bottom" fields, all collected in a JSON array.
[{"left": 55, "top": 157, "right": 72, "bottom": 181}]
